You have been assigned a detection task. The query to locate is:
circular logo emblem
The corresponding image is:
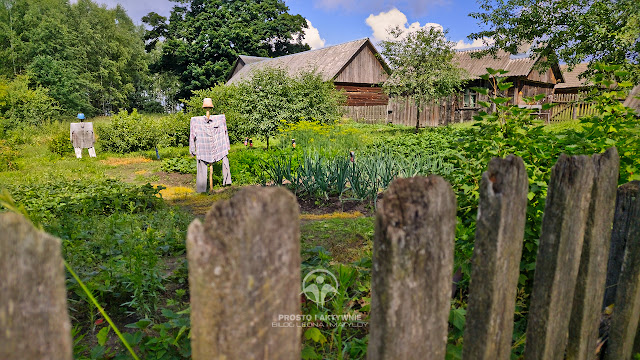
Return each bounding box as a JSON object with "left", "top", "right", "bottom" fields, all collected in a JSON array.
[{"left": 302, "top": 269, "right": 339, "bottom": 307}]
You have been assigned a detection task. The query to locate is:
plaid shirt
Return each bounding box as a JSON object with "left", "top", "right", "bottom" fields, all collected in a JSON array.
[{"left": 189, "top": 115, "right": 231, "bottom": 163}]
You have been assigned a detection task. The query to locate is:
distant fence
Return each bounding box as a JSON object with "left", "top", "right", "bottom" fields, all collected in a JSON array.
[
  {"left": 3, "top": 148, "right": 640, "bottom": 360},
  {"left": 550, "top": 93, "right": 597, "bottom": 122}
]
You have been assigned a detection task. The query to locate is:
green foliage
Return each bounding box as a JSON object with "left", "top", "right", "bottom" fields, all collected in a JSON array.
[
  {"left": 470, "top": 0, "right": 640, "bottom": 79},
  {"left": 161, "top": 157, "right": 197, "bottom": 174},
  {"left": 186, "top": 84, "right": 245, "bottom": 144},
  {"left": 380, "top": 26, "right": 466, "bottom": 129},
  {"left": 262, "top": 150, "right": 456, "bottom": 201},
  {"left": 0, "top": 74, "right": 61, "bottom": 130},
  {"left": 97, "top": 109, "right": 189, "bottom": 153},
  {"left": 145, "top": 0, "right": 309, "bottom": 101},
  {"left": 0, "top": 139, "right": 19, "bottom": 171},
  {"left": 235, "top": 68, "right": 346, "bottom": 147},
  {"left": 300, "top": 246, "right": 371, "bottom": 359},
  {"left": 0, "top": 0, "right": 149, "bottom": 115},
  {"left": 185, "top": 70, "right": 346, "bottom": 147},
  {"left": 48, "top": 129, "right": 74, "bottom": 156},
  {"left": 576, "top": 64, "right": 640, "bottom": 182},
  {"left": 3, "top": 178, "right": 164, "bottom": 223}
]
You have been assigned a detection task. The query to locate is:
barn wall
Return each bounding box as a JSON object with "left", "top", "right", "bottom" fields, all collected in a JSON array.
[
  {"left": 334, "top": 45, "right": 388, "bottom": 84},
  {"left": 342, "top": 105, "right": 388, "bottom": 124},
  {"left": 335, "top": 84, "right": 388, "bottom": 106}
]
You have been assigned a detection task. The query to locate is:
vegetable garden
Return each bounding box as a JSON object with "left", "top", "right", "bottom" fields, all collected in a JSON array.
[{"left": 1, "top": 66, "right": 639, "bottom": 359}]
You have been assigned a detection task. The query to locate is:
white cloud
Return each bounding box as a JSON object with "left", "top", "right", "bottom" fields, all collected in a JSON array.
[
  {"left": 302, "top": 20, "right": 326, "bottom": 49},
  {"left": 366, "top": 8, "right": 443, "bottom": 42},
  {"left": 454, "top": 37, "right": 495, "bottom": 50}
]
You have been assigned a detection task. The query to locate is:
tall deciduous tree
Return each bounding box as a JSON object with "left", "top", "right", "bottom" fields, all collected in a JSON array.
[
  {"left": 380, "top": 27, "right": 466, "bottom": 131},
  {"left": 0, "top": 0, "right": 149, "bottom": 116},
  {"left": 145, "top": 0, "right": 309, "bottom": 102},
  {"left": 470, "top": 0, "right": 640, "bottom": 78}
]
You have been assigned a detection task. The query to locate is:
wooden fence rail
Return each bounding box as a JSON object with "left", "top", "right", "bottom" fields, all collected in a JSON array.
[{"left": 3, "top": 147, "right": 640, "bottom": 359}]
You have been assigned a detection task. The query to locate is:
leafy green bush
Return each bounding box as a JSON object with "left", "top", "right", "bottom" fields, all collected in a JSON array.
[
  {"left": 0, "top": 75, "right": 62, "bottom": 131},
  {"left": 186, "top": 68, "right": 346, "bottom": 147},
  {"left": 3, "top": 179, "right": 164, "bottom": 224},
  {"left": 0, "top": 139, "right": 19, "bottom": 171},
  {"left": 48, "top": 129, "right": 74, "bottom": 156},
  {"left": 96, "top": 109, "right": 163, "bottom": 153},
  {"left": 161, "top": 157, "right": 197, "bottom": 174}
]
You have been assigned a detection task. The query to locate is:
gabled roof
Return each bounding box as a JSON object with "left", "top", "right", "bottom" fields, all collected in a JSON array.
[
  {"left": 555, "top": 63, "right": 592, "bottom": 89},
  {"left": 454, "top": 49, "right": 563, "bottom": 83},
  {"left": 227, "top": 38, "right": 386, "bottom": 84}
]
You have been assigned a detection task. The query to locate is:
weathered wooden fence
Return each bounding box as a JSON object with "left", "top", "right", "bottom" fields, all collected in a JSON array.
[
  {"left": 3, "top": 147, "right": 640, "bottom": 360},
  {"left": 550, "top": 93, "right": 597, "bottom": 122}
]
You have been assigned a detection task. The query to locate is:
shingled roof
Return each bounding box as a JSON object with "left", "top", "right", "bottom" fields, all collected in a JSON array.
[
  {"left": 555, "top": 63, "right": 592, "bottom": 90},
  {"left": 227, "top": 38, "right": 383, "bottom": 84},
  {"left": 454, "top": 50, "right": 540, "bottom": 79}
]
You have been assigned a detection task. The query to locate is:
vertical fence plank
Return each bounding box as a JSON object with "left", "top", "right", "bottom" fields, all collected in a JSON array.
[
  {"left": 0, "top": 213, "right": 72, "bottom": 360},
  {"left": 367, "top": 176, "right": 456, "bottom": 360},
  {"left": 186, "top": 187, "right": 301, "bottom": 360},
  {"left": 524, "top": 154, "right": 596, "bottom": 360},
  {"left": 603, "top": 181, "right": 640, "bottom": 308},
  {"left": 463, "top": 155, "right": 529, "bottom": 359},
  {"left": 604, "top": 181, "right": 640, "bottom": 360},
  {"left": 567, "top": 148, "right": 620, "bottom": 359}
]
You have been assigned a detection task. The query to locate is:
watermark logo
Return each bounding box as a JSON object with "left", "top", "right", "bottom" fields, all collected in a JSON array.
[{"left": 302, "top": 269, "right": 338, "bottom": 307}]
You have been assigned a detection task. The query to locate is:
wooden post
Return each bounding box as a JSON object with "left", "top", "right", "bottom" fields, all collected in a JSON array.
[
  {"left": 0, "top": 213, "right": 72, "bottom": 360},
  {"left": 524, "top": 154, "right": 595, "bottom": 360},
  {"left": 567, "top": 148, "right": 620, "bottom": 360},
  {"left": 463, "top": 155, "right": 529, "bottom": 360},
  {"left": 367, "top": 176, "right": 456, "bottom": 360},
  {"left": 604, "top": 181, "right": 640, "bottom": 360},
  {"left": 603, "top": 181, "right": 640, "bottom": 308},
  {"left": 186, "top": 187, "right": 301, "bottom": 360}
]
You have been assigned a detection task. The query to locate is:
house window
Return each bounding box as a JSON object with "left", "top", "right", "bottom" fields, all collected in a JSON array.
[{"left": 463, "top": 88, "right": 477, "bottom": 108}]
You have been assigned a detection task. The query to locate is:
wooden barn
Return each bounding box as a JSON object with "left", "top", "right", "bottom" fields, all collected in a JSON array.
[
  {"left": 227, "top": 38, "right": 390, "bottom": 123},
  {"left": 388, "top": 50, "right": 564, "bottom": 126}
]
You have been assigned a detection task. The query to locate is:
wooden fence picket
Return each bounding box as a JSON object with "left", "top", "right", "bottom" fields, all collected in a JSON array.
[
  {"left": 567, "top": 148, "right": 620, "bottom": 359},
  {"left": 367, "top": 176, "right": 456, "bottom": 360},
  {"left": 4, "top": 149, "right": 640, "bottom": 360},
  {"left": 463, "top": 155, "right": 529, "bottom": 360},
  {"left": 604, "top": 181, "right": 640, "bottom": 360},
  {"left": 0, "top": 213, "right": 73, "bottom": 360},
  {"left": 524, "top": 154, "right": 596, "bottom": 360},
  {"left": 186, "top": 186, "right": 301, "bottom": 360}
]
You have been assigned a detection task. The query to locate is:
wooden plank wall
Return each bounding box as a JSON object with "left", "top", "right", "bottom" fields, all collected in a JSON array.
[
  {"left": 387, "top": 96, "right": 462, "bottom": 127},
  {"left": 343, "top": 105, "right": 388, "bottom": 124},
  {"left": 336, "top": 85, "right": 389, "bottom": 106}
]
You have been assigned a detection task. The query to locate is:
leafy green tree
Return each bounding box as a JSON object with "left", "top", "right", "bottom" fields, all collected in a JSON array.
[
  {"left": 145, "top": 0, "right": 310, "bottom": 102},
  {"left": 469, "top": 0, "right": 640, "bottom": 79},
  {"left": 235, "top": 68, "right": 345, "bottom": 149},
  {"left": 380, "top": 26, "right": 466, "bottom": 131},
  {"left": 0, "top": 0, "right": 149, "bottom": 116}
]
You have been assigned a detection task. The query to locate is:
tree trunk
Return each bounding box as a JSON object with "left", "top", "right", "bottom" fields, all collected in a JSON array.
[{"left": 415, "top": 107, "right": 421, "bottom": 133}]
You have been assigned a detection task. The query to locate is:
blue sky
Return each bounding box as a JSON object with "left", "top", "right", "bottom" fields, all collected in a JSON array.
[{"left": 93, "top": 0, "right": 490, "bottom": 50}]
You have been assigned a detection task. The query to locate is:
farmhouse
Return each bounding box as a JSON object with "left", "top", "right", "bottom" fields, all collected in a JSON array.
[
  {"left": 227, "top": 38, "right": 390, "bottom": 123},
  {"left": 554, "top": 63, "right": 592, "bottom": 95}
]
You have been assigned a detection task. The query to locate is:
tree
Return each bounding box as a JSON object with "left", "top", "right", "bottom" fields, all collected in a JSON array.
[
  {"left": 469, "top": 0, "right": 640, "bottom": 79},
  {"left": 380, "top": 27, "right": 466, "bottom": 131},
  {"left": 235, "top": 67, "right": 345, "bottom": 149},
  {"left": 0, "top": 0, "right": 149, "bottom": 116},
  {"left": 145, "top": 0, "right": 310, "bottom": 102}
]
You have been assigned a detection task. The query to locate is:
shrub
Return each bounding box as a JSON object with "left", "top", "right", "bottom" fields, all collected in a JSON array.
[
  {"left": 48, "top": 130, "right": 74, "bottom": 156},
  {"left": 161, "top": 157, "right": 196, "bottom": 174},
  {"left": 0, "top": 75, "right": 62, "bottom": 130},
  {"left": 0, "top": 139, "right": 19, "bottom": 171},
  {"left": 97, "top": 109, "right": 163, "bottom": 153}
]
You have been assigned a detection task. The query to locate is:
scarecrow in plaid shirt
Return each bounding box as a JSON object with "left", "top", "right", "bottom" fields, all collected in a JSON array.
[{"left": 189, "top": 98, "right": 232, "bottom": 193}]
